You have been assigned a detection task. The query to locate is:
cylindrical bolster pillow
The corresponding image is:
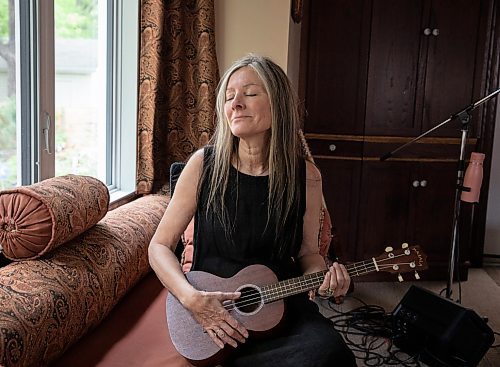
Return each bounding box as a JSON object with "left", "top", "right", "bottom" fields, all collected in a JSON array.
[{"left": 0, "top": 174, "right": 109, "bottom": 260}]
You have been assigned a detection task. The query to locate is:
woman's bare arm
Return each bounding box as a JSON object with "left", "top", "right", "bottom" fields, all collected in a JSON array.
[{"left": 148, "top": 149, "right": 203, "bottom": 306}]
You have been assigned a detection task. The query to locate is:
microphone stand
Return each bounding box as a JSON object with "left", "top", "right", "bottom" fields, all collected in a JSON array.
[{"left": 380, "top": 88, "right": 500, "bottom": 299}]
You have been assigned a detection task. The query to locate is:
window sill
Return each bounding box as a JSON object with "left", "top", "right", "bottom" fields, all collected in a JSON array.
[{"left": 109, "top": 190, "right": 139, "bottom": 211}]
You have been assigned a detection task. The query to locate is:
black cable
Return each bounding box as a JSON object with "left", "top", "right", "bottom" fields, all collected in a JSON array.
[
  {"left": 321, "top": 297, "right": 423, "bottom": 367},
  {"left": 322, "top": 295, "right": 500, "bottom": 366},
  {"left": 439, "top": 286, "right": 447, "bottom": 297},
  {"left": 492, "top": 331, "right": 500, "bottom": 348}
]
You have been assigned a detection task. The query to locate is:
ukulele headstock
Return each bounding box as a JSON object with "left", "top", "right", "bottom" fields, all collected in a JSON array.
[{"left": 373, "top": 243, "right": 428, "bottom": 281}]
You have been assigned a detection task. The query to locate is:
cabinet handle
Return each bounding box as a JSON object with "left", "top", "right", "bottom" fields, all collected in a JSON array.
[
  {"left": 412, "top": 180, "right": 420, "bottom": 188},
  {"left": 423, "top": 28, "right": 432, "bottom": 36},
  {"left": 432, "top": 28, "right": 440, "bottom": 36},
  {"left": 420, "top": 180, "right": 428, "bottom": 187},
  {"left": 329, "top": 144, "right": 337, "bottom": 152}
]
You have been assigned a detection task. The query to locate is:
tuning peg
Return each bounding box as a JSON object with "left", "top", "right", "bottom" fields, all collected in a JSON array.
[
  {"left": 385, "top": 246, "right": 393, "bottom": 252},
  {"left": 414, "top": 271, "right": 420, "bottom": 280},
  {"left": 402, "top": 243, "right": 409, "bottom": 249},
  {"left": 398, "top": 274, "right": 403, "bottom": 282}
]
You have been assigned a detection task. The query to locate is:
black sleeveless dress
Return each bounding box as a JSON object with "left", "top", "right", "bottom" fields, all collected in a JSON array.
[{"left": 191, "top": 147, "right": 356, "bottom": 367}]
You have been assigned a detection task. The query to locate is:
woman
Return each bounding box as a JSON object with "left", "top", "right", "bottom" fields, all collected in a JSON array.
[{"left": 149, "top": 54, "right": 356, "bottom": 366}]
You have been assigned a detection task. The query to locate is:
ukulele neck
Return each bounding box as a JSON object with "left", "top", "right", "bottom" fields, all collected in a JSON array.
[{"left": 261, "top": 258, "right": 376, "bottom": 303}]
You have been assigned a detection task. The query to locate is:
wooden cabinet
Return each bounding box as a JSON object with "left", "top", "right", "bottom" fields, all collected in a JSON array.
[{"left": 298, "top": 0, "right": 495, "bottom": 280}]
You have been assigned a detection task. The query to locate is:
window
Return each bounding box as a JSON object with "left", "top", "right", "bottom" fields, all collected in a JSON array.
[
  {"left": 0, "top": 0, "right": 138, "bottom": 201},
  {"left": 0, "top": 0, "right": 17, "bottom": 189}
]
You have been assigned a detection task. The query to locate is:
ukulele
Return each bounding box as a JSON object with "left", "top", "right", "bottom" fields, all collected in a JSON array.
[{"left": 167, "top": 244, "right": 427, "bottom": 365}]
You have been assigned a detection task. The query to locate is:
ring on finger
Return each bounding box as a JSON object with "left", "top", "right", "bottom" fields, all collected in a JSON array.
[{"left": 215, "top": 328, "right": 225, "bottom": 338}]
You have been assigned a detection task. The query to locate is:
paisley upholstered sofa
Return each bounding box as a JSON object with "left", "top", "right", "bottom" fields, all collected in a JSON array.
[
  {"left": 0, "top": 175, "right": 180, "bottom": 366},
  {"left": 0, "top": 168, "right": 337, "bottom": 366}
]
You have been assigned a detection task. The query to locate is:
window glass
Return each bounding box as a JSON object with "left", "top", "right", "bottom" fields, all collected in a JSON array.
[
  {"left": 0, "top": 0, "right": 17, "bottom": 189},
  {"left": 54, "top": 0, "right": 106, "bottom": 181}
]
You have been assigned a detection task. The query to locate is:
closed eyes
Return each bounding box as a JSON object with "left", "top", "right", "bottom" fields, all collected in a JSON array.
[{"left": 225, "top": 93, "right": 257, "bottom": 102}]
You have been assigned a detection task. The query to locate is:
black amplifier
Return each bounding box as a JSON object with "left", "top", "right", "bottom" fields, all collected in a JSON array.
[{"left": 392, "top": 285, "right": 494, "bottom": 367}]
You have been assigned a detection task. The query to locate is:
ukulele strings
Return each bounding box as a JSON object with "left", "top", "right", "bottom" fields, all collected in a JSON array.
[
  {"left": 221, "top": 253, "right": 413, "bottom": 312},
  {"left": 222, "top": 262, "right": 408, "bottom": 311},
  {"left": 346, "top": 251, "right": 413, "bottom": 276}
]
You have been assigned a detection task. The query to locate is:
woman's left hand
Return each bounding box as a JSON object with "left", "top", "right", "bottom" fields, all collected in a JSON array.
[{"left": 317, "top": 262, "right": 350, "bottom": 299}]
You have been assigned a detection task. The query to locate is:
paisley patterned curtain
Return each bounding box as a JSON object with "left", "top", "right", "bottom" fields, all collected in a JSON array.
[{"left": 136, "top": 0, "right": 219, "bottom": 194}]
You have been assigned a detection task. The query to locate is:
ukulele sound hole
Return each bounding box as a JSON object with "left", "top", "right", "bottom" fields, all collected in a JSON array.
[{"left": 234, "top": 285, "right": 262, "bottom": 315}]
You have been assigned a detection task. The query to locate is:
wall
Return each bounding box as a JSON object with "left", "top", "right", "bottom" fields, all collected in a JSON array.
[
  {"left": 214, "top": 0, "right": 291, "bottom": 75},
  {"left": 484, "top": 98, "right": 500, "bottom": 256}
]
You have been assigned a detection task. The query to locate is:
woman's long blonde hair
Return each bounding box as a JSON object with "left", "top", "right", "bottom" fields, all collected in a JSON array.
[{"left": 204, "top": 54, "right": 302, "bottom": 257}]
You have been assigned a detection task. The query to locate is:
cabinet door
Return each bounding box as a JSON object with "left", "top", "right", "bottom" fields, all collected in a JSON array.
[
  {"left": 315, "top": 158, "right": 362, "bottom": 262},
  {"left": 304, "top": 0, "right": 370, "bottom": 135},
  {"left": 356, "top": 161, "right": 413, "bottom": 260},
  {"left": 365, "top": 0, "right": 483, "bottom": 137},
  {"left": 410, "top": 162, "right": 457, "bottom": 277},
  {"left": 364, "top": 0, "right": 426, "bottom": 136},
  {"left": 421, "top": 0, "right": 482, "bottom": 136},
  {"left": 356, "top": 161, "right": 459, "bottom": 280}
]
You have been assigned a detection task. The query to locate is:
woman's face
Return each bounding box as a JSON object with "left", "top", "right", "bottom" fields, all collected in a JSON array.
[{"left": 224, "top": 66, "right": 272, "bottom": 140}]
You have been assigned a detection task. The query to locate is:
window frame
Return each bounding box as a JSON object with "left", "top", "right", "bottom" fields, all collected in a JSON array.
[{"left": 14, "top": 0, "right": 138, "bottom": 203}]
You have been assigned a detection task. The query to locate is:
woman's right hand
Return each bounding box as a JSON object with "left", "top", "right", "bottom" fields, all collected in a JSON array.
[{"left": 185, "top": 290, "right": 249, "bottom": 349}]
